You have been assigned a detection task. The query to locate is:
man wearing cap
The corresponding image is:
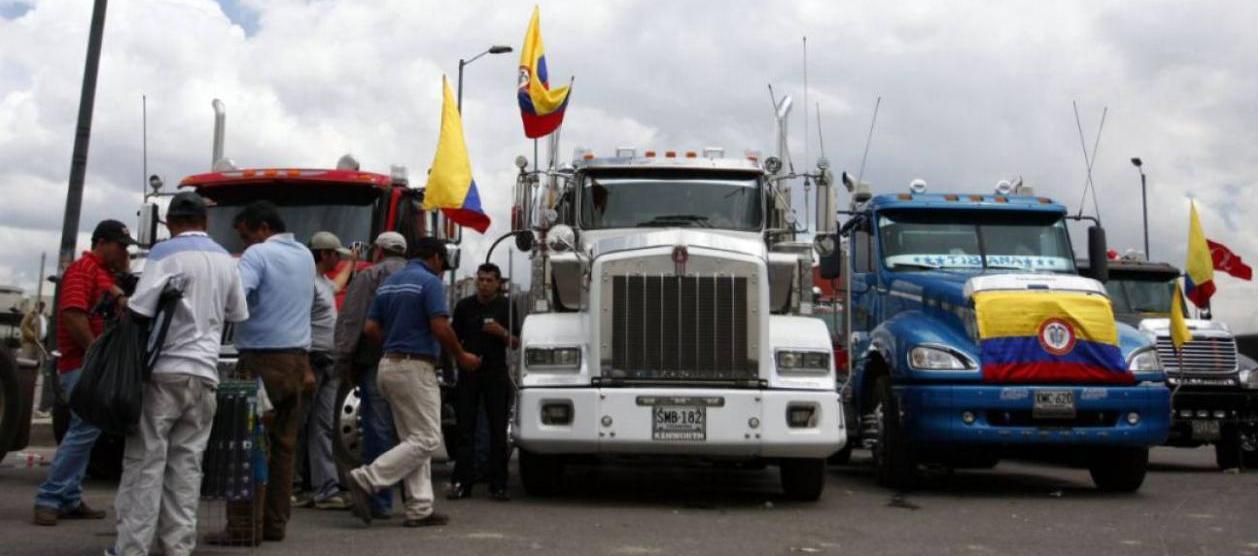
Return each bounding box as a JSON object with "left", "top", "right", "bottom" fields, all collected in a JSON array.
[
  {"left": 304, "top": 231, "right": 351, "bottom": 510},
  {"left": 207, "top": 201, "right": 314, "bottom": 546},
  {"left": 33, "top": 219, "right": 133, "bottom": 526},
  {"left": 111, "top": 192, "right": 249, "bottom": 556},
  {"left": 332, "top": 231, "right": 407, "bottom": 518},
  {"left": 344, "top": 237, "right": 479, "bottom": 528}
]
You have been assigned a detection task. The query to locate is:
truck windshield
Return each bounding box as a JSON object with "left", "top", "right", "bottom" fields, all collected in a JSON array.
[
  {"left": 205, "top": 203, "right": 375, "bottom": 254},
  {"left": 1105, "top": 278, "right": 1177, "bottom": 314},
  {"left": 580, "top": 170, "right": 762, "bottom": 231},
  {"left": 878, "top": 210, "right": 1075, "bottom": 273}
]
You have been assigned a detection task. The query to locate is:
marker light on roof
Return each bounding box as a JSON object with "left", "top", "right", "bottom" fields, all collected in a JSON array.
[
  {"left": 685, "top": 151, "right": 697, "bottom": 158},
  {"left": 644, "top": 150, "right": 656, "bottom": 157},
  {"left": 909, "top": 179, "right": 928, "bottom": 194},
  {"left": 665, "top": 150, "right": 677, "bottom": 158}
]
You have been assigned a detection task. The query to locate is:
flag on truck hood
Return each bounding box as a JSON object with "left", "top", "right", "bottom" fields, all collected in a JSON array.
[
  {"left": 517, "top": 6, "right": 571, "bottom": 138},
  {"left": 1207, "top": 238, "right": 1253, "bottom": 281},
  {"left": 974, "top": 290, "right": 1133, "bottom": 384},
  {"left": 423, "top": 76, "right": 490, "bottom": 234},
  {"left": 1184, "top": 201, "right": 1215, "bottom": 307}
]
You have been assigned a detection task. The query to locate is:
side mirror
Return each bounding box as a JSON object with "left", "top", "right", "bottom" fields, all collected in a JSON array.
[
  {"left": 1087, "top": 226, "right": 1109, "bottom": 283},
  {"left": 445, "top": 244, "right": 462, "bottom": 272},
  {"left": 137, "top": 203, "right": 159, "bottom": 247},
  {"left": 514, "top": 230, "right": 535, "bottom": 252},
  {"left": 818, "top": 234, "right": 843, "bottom": 280}
]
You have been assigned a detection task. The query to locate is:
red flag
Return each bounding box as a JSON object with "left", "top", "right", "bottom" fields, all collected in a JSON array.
[{"left": 1207, "top": 239, "right": 1253, "bottom": 281}]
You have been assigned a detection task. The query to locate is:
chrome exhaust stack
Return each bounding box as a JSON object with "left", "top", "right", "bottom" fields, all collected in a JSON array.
[{"left": 211, "top": 99, "right": 230, "bottom": 171}]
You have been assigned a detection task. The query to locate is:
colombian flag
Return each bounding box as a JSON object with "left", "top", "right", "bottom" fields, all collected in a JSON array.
[
  {"left": 1184, "top": 201, "right": 1215, "bottom": 307},
  {"left": 423, "top": 76, "right": 490, "bottom": 233},
  {"left": 974, "top": 291, "right": 1133, "bottom": 384},
  {"left": 517, "top": 6, "right": 571, "bottom": 138}
]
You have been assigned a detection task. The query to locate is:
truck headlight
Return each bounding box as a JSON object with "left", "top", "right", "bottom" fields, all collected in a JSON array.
[
  {"left": 525, "top": 346, "right": 581, "bottom": 370},
  {"left": 1240, "top": 368, "right": 1258, "bottom": 390},
  {"left": 1126, "top": 348, "right": 1161, "bottom": 372},
  {"left": 776, "top": 350, "right": 830, "bottom": 374},
  {"left": 909, "top": 345, "right": 972, "bottom": 370}
]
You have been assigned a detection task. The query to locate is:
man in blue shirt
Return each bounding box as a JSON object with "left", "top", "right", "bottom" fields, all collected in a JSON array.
[
  {"left": 207, "top": 201, "right": 314, "bottom": 547},
  {"left": 345, "top": 238, "right": 479, "bottom": 529}
]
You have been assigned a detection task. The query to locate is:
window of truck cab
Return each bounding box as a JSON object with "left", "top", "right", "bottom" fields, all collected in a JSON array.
[
  {"left": 578, "top": 169, "right": 763, "bottom": 231},
  {"left": 198, "top": 182, "right": 382, "bottom": 253},
  {"left": 876, "top": 209, "right": 1076, "bottom": 273}
]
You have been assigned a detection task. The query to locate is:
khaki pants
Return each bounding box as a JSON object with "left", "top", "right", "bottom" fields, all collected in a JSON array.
[
  {"left": 351, "top": 358, "right": 442, "bottom": 520},
  {"left": 113, "top": 373, "right": 217, "bottom": 556},
  {"left": 226, "top": 350, "right": 310, "bottom": 540}
]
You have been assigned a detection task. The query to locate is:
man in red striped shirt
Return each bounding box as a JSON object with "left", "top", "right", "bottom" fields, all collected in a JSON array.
[{"left": 34, "top": 220, "right": 133, "bottom": 526}]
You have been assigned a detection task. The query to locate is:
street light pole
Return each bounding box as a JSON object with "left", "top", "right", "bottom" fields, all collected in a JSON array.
[
  {"left": 456, "top": 44, "right": 513, "bottom": 114},
  {"left": 1131, "top": 157, "right": 1149, "bottom": 259}
]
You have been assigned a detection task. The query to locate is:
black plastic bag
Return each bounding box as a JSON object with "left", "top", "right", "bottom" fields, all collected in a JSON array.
[
  {"left": 70, "top": 280, "right": 183, "bottom": 436},
  {"left": 69, "top": 317, "right": 147, "bottom": 435}
]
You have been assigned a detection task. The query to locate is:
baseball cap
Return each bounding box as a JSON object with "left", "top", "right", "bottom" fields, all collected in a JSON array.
[
  {"left": 374, "top": 231, "right": 407, "bottom": 255},
  {"left": 166, "top": 191, "right": 208, "bottom": 218},
  {"left": 309, "top": 231, "right": 352, "bottom": 256},
  {"left": 414, "top": 236, "right": 449, "bottom": 269},
  {"left": 92, "top": 219, "right": 137, "bottom": 246}
]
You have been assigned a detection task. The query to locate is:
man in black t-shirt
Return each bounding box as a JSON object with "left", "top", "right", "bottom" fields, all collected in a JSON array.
[{"left": 448, "top": 263, "right": 518, "bottom": 501}]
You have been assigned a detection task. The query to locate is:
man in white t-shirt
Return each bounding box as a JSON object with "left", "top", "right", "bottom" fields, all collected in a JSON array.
[{"left": 110, "top": 192, "right": 249, "bottom": 556}]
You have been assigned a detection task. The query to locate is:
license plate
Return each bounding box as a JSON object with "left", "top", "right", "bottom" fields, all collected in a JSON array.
[
  {"left": 1191, "top": 419, "right": 1221, "bottom": 441},
  {"left": 1032, "top": 390, "right": 1076, "bottom": 419},
  {"left": 652, "top": 406, "right": 706, "bottom": 441}
]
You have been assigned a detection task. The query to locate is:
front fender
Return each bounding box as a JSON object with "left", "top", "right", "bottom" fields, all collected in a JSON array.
[{"left": 871, "top": 310, "right": 981, "bottom": 383}]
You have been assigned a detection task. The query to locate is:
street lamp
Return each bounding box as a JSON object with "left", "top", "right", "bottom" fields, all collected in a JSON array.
[
  {"left": 1130, "top": 157, "right": 1149, "bottom": 259},
  {"left": 457, "top": 44, "right": 514, "bottom": 113}
]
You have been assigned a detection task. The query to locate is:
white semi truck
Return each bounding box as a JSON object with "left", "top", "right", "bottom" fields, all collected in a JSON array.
[{"left": 507, "top": 101, "right": 845, "bottom": 501}]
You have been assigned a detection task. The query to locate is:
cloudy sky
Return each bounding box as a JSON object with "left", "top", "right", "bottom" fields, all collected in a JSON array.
[{"left": 1, "top": 0, "right": 1255, "bottom": 331}]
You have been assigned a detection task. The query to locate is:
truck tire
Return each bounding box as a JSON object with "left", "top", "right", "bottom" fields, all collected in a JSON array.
[
  {"left": 1088, "top": 447, "right": 1148, "bottom": 492},
  {"left": 780, "top": 458, "right": 826, "bottom": 501},
  {"left": 518, "top": 448, "right": 564, "bottom": 497},
  {"left": 827, "top": 443, "right": 853, "bottom": 465},
  {"left": 0, "top": 350, "right": 21, "bottom": 462},
  {"left": 1215, "top": 425, "right": 1241, "bottom": 470},
  {"left": 871, "top": 375, "right": 917, "bottom": 489}
]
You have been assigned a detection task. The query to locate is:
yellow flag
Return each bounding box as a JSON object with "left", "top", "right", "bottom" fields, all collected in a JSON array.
[
  {"left": 423, "top": 76, "right": 489, "bottom": 233},
  {"left": 1169, "top": 282, "right": 1192, "bottom": 353}
]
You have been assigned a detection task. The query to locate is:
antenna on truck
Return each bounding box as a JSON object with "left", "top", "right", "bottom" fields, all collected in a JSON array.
[
  {"left": 1072, "top": 100, "right": 1107, "bottom": 223},
  {"left": 855, "top": 96, "right": 882, "bottom": 192}
]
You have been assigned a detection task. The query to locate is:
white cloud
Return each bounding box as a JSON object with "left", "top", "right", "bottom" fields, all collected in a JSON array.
[{"left": 0, "top": 0, "right": 1255, "bottom": 331}]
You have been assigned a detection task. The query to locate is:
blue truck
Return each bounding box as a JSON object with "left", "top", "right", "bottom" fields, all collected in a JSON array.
[{"left": 820, "top": 183, "right": 1171, "bottom": 491}]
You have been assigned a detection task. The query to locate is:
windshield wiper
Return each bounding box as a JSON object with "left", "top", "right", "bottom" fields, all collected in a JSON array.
[
  {"left": 984, "top": 263, "right": 1032, "bottom": 271},
  {"left": 889, "top": 261, "right": 942, "bottom": 270},
  {"left": 637, "top": 215, "right": 713, "bottom": 228}
]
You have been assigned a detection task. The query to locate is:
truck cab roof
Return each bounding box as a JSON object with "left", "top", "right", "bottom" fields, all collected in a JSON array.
[
  {"left": 180, "top": 168, "right": 394, "bottom": 190},
  {"left": 866, "top": 193, "right": 1066, "bottom": 214}
]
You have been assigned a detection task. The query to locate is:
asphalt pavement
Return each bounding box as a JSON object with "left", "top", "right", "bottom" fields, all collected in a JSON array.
[{"left": 1, "top": 445, "right": 1255, "bottom": 555}]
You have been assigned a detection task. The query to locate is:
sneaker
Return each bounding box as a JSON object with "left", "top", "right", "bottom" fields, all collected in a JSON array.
[
  {"left": 445, "top": 482, "right": 472, "bottom": 500},
  {"left": 401, "top": 512, "right": 450, "bottom": 528},
  {"left": 314, "top": 493, "right": 352, "bottom": 510},
  {"left": 60, "top": 502, "right": 106, "bottom": 520},
  {"left": 345, "top": 470, "right": 373, "bottom": 526},
  {"left": 33, "top": 506, "right": 57, "bottom": 526},
  {"left": 291, "top": 491, "right": 315, "bottom": 508}
]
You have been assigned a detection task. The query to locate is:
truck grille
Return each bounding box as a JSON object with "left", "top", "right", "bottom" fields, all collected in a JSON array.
[
  {"left": 610, "top": 274, "right": 755, "bottom": 381},
  {"left": 1156, "top": 336, "right": 1238, "bottom": 374}
]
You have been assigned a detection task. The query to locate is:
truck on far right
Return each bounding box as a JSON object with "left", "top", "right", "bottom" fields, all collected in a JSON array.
[{"left": 1080, "top": 256, "right": 1258, "bottom": 469}]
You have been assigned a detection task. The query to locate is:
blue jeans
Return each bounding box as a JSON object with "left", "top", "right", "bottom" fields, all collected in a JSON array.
[
  {"left": 35, "top": 369, "right": 102, "bottom": 511},
  {"left": 359, "top": 364, "right": 398, "bottom": 513}
]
